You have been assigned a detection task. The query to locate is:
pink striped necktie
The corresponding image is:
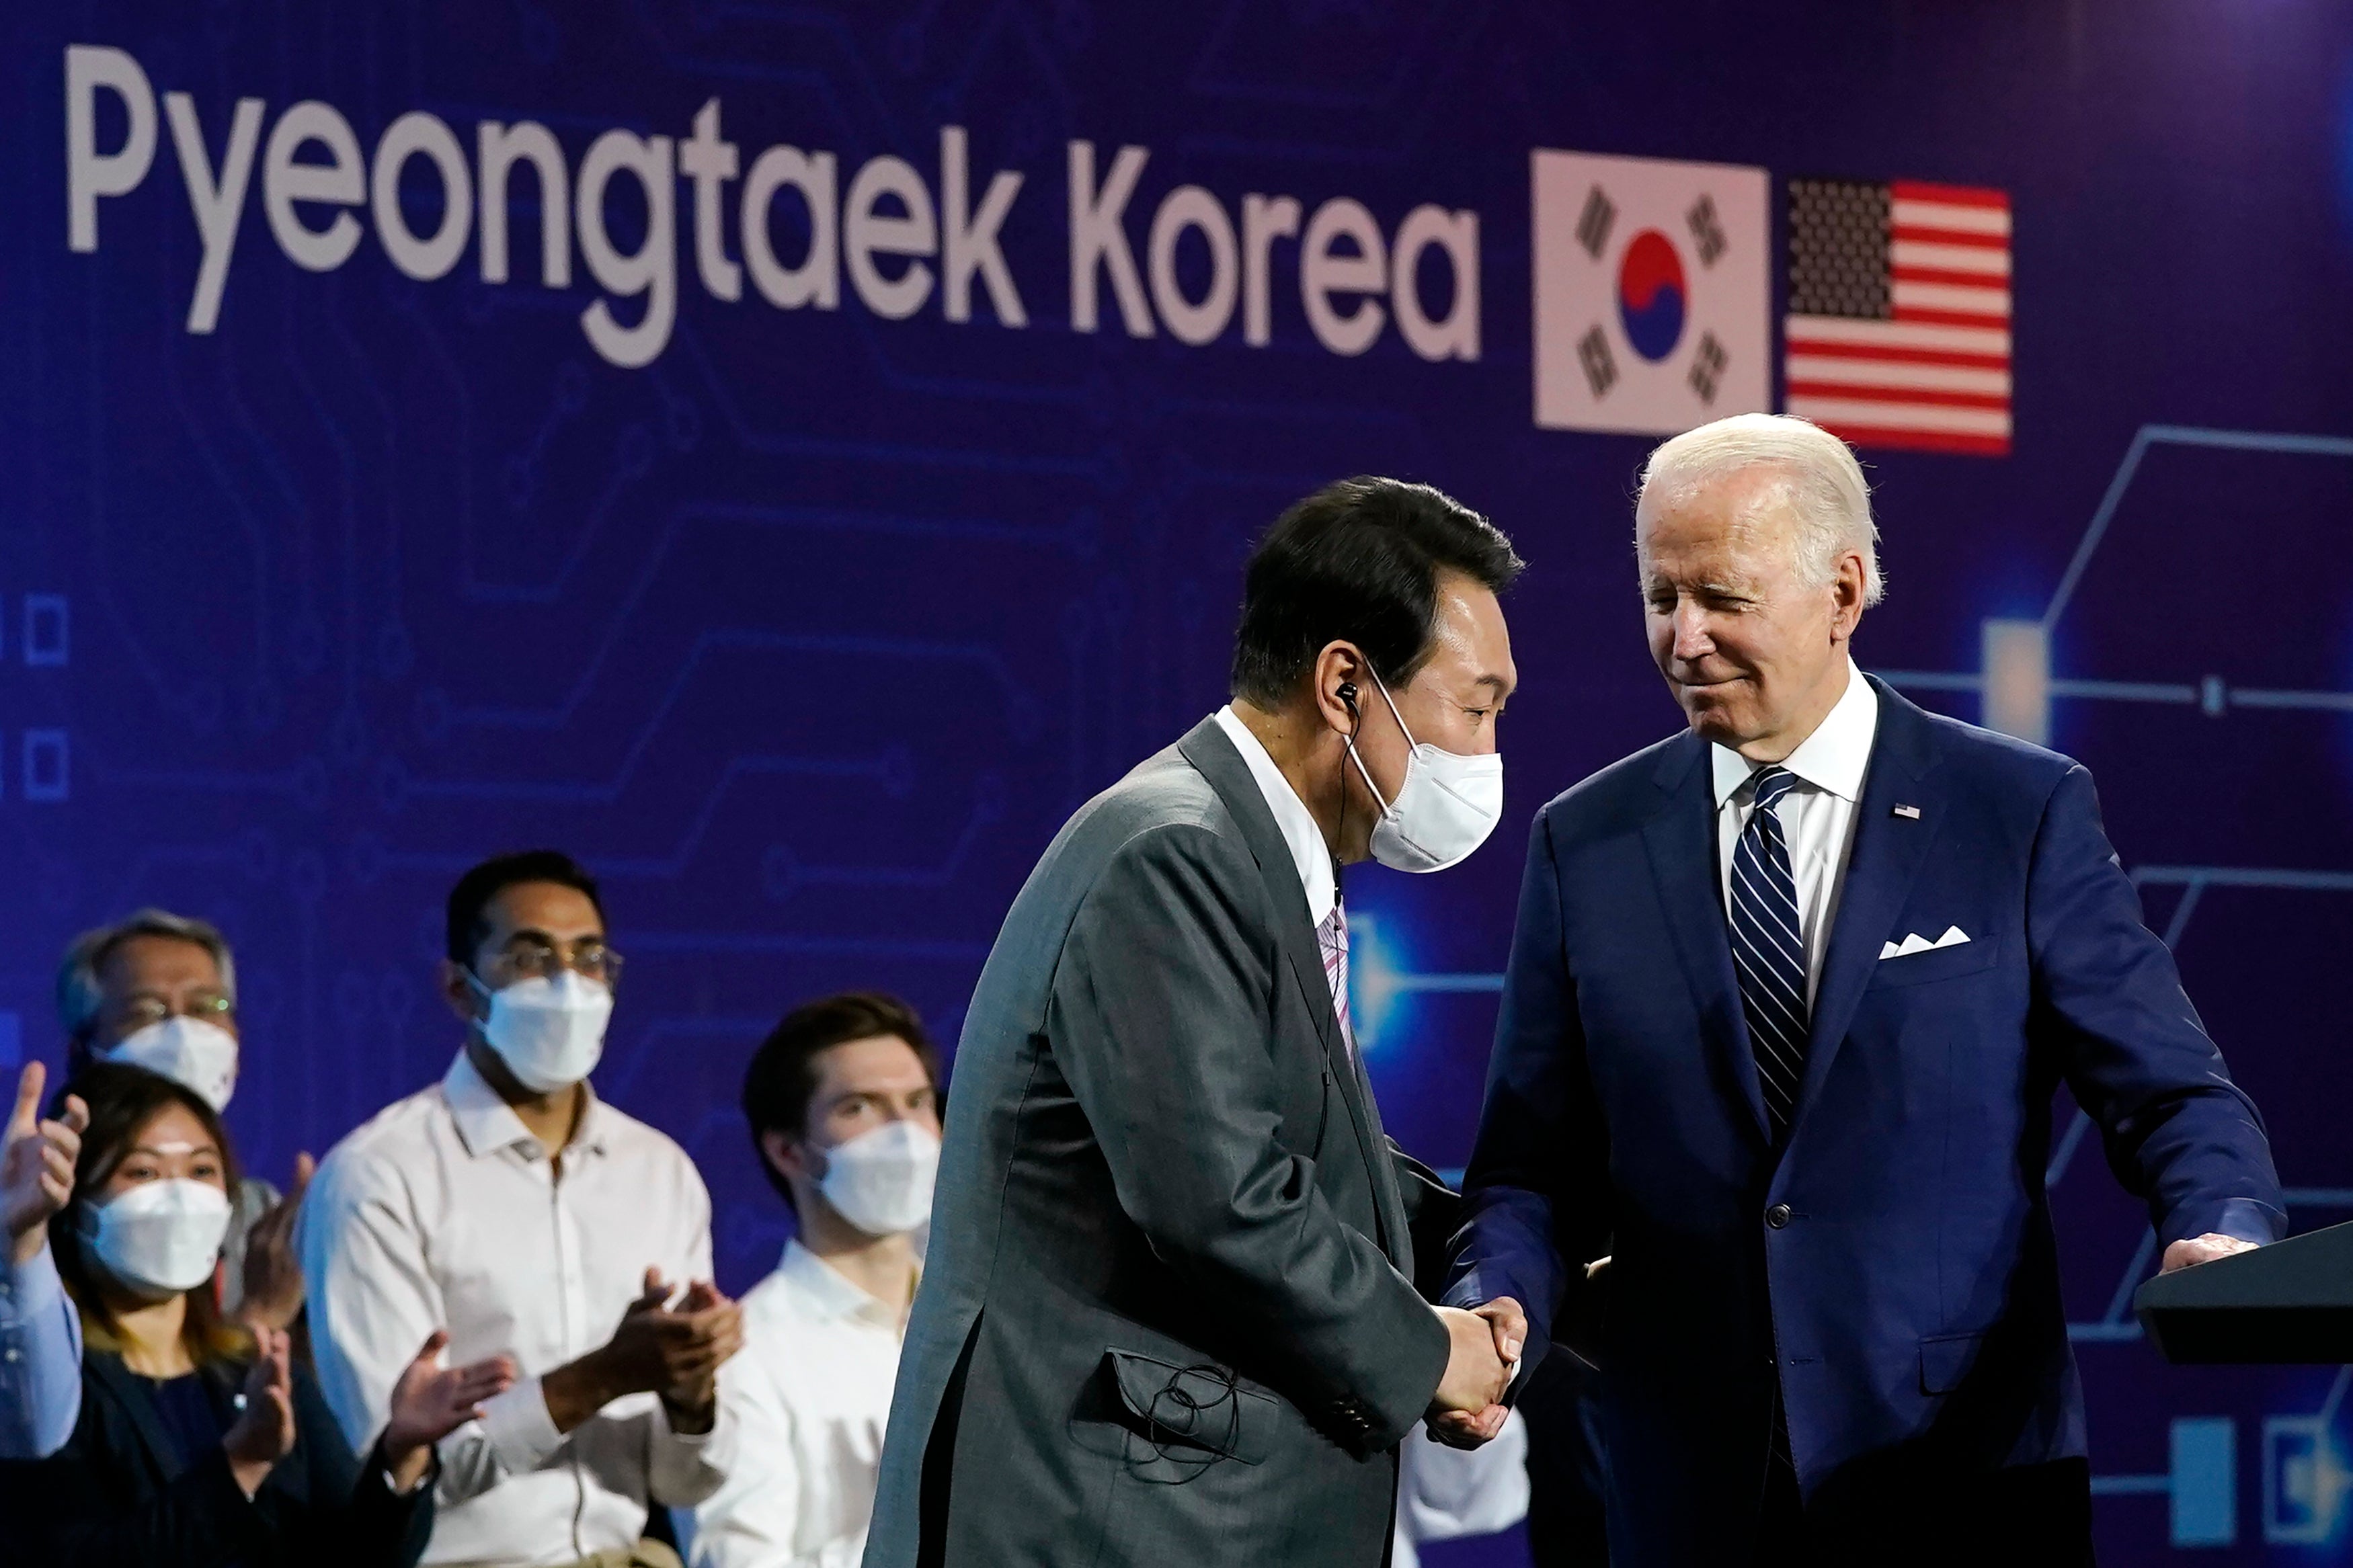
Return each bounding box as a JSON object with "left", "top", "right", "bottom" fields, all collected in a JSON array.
[{"left": 1316, "top": 903, "right": 1356, "bottom": 1063}]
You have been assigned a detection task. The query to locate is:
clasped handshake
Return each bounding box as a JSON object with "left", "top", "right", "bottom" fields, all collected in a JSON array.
[{"left": 1423, "top": 1296, "right": 1525, "bottom": 1450}]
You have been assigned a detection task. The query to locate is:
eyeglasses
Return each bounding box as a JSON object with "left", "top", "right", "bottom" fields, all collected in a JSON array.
[
  {"left": 492, "top": 936, "right": 625, "bottom": 989},
  {"left": 115, "top": 992, "right": 236, "bottom": 1031}
]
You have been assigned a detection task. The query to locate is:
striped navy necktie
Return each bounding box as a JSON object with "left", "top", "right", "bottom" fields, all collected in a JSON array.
[{"left": 1729, "top": 766, "right": 1808, "bottom": 1137}]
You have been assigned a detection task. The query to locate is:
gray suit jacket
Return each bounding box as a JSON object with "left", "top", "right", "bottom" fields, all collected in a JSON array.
[{"left": 864, "top": 717, "right": 1452, "bottom": 1568}]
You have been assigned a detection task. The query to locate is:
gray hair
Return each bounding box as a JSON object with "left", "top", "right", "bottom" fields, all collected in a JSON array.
[
  {"left": 56, "top": 909, "right": 237, "bottom": 1043},
  {"left": 1634, "top": 413, "right": 1884, "bottom": 606}
]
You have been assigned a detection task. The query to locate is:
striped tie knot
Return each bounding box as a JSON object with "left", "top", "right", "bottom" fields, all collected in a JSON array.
[
  {"left": 1750, "top": 765, "right": 1800, "bottom": 813},
  {"left": 1318, "top": 905, "right": 1349, "bottom": 959}
]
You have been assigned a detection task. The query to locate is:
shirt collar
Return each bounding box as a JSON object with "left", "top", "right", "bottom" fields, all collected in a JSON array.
[
  {"left": 441, "top": 1048, "right": 609, "bottom": 1161},
  {"left": 1213, "top": 706, "right": 1339, "bottom": 927},
  {"left": 776, "top": 1240, "right": 910, "bottom": 1330},
  {"left": 1710, "top": 659, "right": 1880, "bottom": 808}
]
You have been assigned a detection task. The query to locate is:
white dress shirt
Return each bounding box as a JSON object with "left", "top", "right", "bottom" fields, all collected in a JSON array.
[
  {"left": 1710, "top": 660, "right": 1880, "bottom": 1003},
  {"left": 298, "top": 1050, "right": 737, "bottom": 1567},
  {"left": 1391, "top": 1410, "right": 1530, "bottom": 1568},
  {"left": 689, "top": 1242, "right": 913, "bottom": 1568},
  {"left": 1214, "top": 705, "right": 1337, "bottom": 927}
]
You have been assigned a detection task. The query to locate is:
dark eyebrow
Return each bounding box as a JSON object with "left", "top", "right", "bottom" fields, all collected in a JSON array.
[{"left": 502, "top": 927, "right": 605, "bottom": 947}]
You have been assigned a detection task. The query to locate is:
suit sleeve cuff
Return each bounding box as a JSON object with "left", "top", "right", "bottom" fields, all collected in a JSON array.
[
  {"left": 2164, "top": 1197, "right": 2287, "bottom": 1249},
  {"left": 477, "top": 1374, "right": 564, "bottom": 1474},
  {"left": 1440, "top": 1269, "right": 1494, "bottom": 1311},
  {"left": 2206, "top": 1197, "right": 2288, "bottom": 1247}
]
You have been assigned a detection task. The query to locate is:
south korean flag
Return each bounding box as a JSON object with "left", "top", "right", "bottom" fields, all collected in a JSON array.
[{"left": 1531, "top": 150, "right": 1771, "bottom": 436}]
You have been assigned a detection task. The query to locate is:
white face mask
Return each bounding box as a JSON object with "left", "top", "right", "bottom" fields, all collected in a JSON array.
[
  {"left": 476, "top": 971, "right": 613, "bottom": 1093},
  {"left": 1344, "top": 671, "right": 1505, "bottom": 873},
  {"left": 816, "top": 1120, "right": 941, "bottom": 1237},
  {"left": 96, "top": 1017, "right": 241, "bottom": 1112},
  {"left": 85, "top": 1178, "right": 233, "bottom": 1296}
]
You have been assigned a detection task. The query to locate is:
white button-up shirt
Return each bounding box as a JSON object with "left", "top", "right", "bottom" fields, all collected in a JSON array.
[
  {"left": 1392, "top": 1409, "right": 1529, "bottom": 1568},
  {"left": 688, "top": 1242, "right": 912, "bottom": 1568},
  {"left": 298, "top": 1051, "right": 737, "bottom": 1567},
  {"left": 1214, "top": 705, "right": 1337, "bottom": 927},
  {"left": 1710, "top": 660, "right": 1881, "bottom": 1003}
]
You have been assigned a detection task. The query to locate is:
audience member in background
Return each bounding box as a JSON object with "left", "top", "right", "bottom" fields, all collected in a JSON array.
[
  {"left": 1, "top": 1061, "right": 89, "bottom": 1459},
  {"left": 301, "top": 850, "right": 744, "bottom": 1568},
  {"left": 0, "top": 1063, "right": 511, "bottom": 1565},
  {"left": 58, "top": 909, "right": 311, "bottom": 1333},
  {"left": 1392, "top": 1411, "right": 1531, "bottom": 1568},
  {"left": 690, "top": 992, "right": 943, "bottom": 1568}
]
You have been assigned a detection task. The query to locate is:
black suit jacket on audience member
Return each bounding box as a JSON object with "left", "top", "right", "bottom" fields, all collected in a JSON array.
[
  {"left": 863, "top": 717, "right": 1452, "bottom": 1568},
  {"left": 0, "top": 1348, "right": 432, "bottom": 1568}
]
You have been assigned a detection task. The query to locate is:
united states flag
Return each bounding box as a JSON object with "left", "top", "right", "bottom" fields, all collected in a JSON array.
[{"left": 1782, "top": 178, "right": 2011, "bottom": 456}]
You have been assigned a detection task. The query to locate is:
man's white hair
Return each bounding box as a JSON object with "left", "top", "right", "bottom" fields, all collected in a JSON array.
[{"left": 1634, "top": 413, "right": 1884, "bottom": 606}]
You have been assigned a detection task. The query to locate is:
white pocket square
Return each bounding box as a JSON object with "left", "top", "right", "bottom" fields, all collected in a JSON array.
[{"left": 1879, "top": 925, "right": 1970, "bottom": 960}]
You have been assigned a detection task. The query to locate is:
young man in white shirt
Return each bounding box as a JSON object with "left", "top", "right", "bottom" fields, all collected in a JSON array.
[
  {"left": 688, "top": 992, "right": 942, "bottom": 1568},
  {"left": 301, "top": 850, "right": 744, "bottom": 1568}
]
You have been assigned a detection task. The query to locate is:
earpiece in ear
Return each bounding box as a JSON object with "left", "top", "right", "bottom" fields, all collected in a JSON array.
[{"left": 1337, "top": 682, "right": 1360, "bottom": 714}]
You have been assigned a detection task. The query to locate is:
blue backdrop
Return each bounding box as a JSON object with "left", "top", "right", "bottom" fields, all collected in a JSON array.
[{"left": 7, "top": 3, "right": 2353, "bottom": 1560}]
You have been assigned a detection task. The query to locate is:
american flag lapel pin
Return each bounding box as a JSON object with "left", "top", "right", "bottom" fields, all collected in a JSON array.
[{"left": 1893, "top": 804, "right": 1922, "bottom": 819}]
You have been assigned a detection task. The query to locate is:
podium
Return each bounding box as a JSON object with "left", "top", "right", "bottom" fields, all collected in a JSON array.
[{"left": 2135, "top": 1220, "right": 2353, "bottom": 1363}]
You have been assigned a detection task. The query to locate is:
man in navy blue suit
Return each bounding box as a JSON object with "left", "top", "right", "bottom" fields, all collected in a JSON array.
[{"left": 1441, "top": 413, "right": 2283, "bottom": 1565}]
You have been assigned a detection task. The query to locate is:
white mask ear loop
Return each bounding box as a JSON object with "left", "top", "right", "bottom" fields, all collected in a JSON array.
[{"left": 1342, "top": 669, "right": 1412, "bottom": 813}]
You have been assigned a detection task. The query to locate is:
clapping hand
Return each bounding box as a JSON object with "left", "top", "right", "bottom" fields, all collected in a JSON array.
[
  {"left": 237, "top": 1152, "right": 315, "bottom": 1333},
  {"left": 543, "top": 1266, "right": 747, "bottom": 1434},
  {"left": 658, "top": 1276, "right": 746, "bottom": 1428},
  {"left": 2, "top": 1062, "right": 87, "bottom": 1268},
  {"left": 381, "top": 1329, "right": 517, "bottom": 1493},
  {"left": 1425, "top": 1297, "right": 1526, "bottom": 1450},
  {"left": 223, "top": 1326, "right": 299, "bottom": 1496}
]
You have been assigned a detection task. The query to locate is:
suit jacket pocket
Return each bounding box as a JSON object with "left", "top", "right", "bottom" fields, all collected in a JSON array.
[
  {"left": 1919, "top": 1331, "right": 1985, "bottom": 1395},
  {"left": 1870, "top": 937, "right": 1999, "bottom": 990},
  {"left": 1104, "top": 1349, "right": 1277, "bottom": 1465}
]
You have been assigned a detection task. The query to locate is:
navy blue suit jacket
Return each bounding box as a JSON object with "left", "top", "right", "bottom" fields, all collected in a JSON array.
[{"left": 1447, "top": 679, "right": 2282, "bottom": 1563}]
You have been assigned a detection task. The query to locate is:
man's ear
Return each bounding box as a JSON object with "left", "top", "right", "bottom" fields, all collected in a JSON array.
[
  {"left": 1828, "top": 550, "right": 1868, "bottom": 642},
  {"left": 1310, "top": 641, "right": 1368, "bottom": 737},
  {"left": 438, "top": 959, "right": 481, "bottom": 1026},
  {"left": 760, "top": 1128, "right": 807, "bottom": 1185}
]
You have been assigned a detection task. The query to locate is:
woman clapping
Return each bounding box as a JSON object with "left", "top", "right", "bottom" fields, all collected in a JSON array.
[{"left": 0, "top": 1063, "right": 515, "bottom": 1566}]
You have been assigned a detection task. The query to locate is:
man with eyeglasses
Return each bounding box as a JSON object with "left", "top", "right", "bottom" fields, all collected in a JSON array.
[
  {"left": 299, "top": 850, "right": 744, "bottom": 1568},
  {"left": 55, "top": 908, "right": 309, "bottom": 1333}
]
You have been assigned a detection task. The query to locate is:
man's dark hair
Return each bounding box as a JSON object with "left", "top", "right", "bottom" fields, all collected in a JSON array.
[
  {"left": 1230, "top": 476, "right": 1523, "bottom": 708},
  {"left": 445, "top": 850, "right": 606, "bottom": 966},
  {"left": 742, "top": 991, "right": 941, "bottom": 1208}
]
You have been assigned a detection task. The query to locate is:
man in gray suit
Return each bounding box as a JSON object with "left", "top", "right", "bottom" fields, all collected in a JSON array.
[{"left": 865, "top": 477, "right": 1528, "bottom": 1567}]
